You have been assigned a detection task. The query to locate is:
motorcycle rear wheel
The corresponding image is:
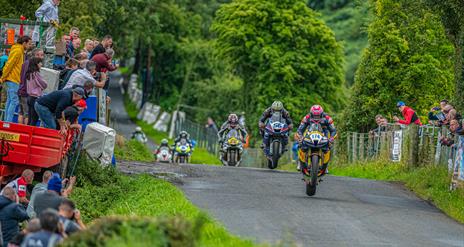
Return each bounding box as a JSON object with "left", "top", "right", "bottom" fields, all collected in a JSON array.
[{"left": 306, "top": 155, "right": 319, "bottom": 196}]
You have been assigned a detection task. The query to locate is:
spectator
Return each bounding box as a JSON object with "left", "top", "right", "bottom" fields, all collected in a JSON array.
[
  {"left": 58, "top": 58, "right": 79, "bottom": 90},
  {"left": 26, "top": 57, "right": 48, "bottom": 127},
  {"left": 8, "top": 218, "right": 41, "bottom": 247},
  {"left": 63, "top": 60, "right": 107, "bottom": 90},
  {"left": 92, "top": 48, "right": 118, "bottom": 73},
  {"left": 439, "top": 120, "right": 464, "bottom": 146},
  {"left": 21, "top": 209, "right": 63, "bottom": 247},
  {"left": 82, "top": 39, "right": 94, "bottom": 58},
  {"left": 0, "top": 36, "right": 33, "bottom": 123},
  {"left": 26, "top": 170, "right": 53, "bottom": 218},
  {"left": 393, "top": 101, "right": 422, "bottom": 126},
  {"left": 0, "top": 187, "right": 29, "bottom": 245},
  {"left": 90, "top": 35, "right": 113, "bottom": 58},
  {"left": 18, "top": 48, "right": 45, "bottom": 125},
  {"left": 62, "top": 27, "right": 80, "bottom": 45},
  {"left": 205, "top": 117, "right": 218, "bottom": 133},
  {"left": 35, "top": 87, "right": 85, "bottom": 133},
  {"left": 66, "top": 38, "right": 81, "bottom": 60},
  {"left": 58, "top": 199, "right": 86, "bottom": 236},
  {"left": 1, "top": 169, "right": 34, "bottom": 205},
  {"left": 370, "top": 114, "right": 389, "bottom": 134},
  {"left": 72, "top": 81, "right": 94, "bottom": 99},
  {"left": 33, "top": 174, "right": 63, "bottom": 217},
  {"left": 60, "top": 101, "right": 86, "bottom": 132},
  {"left": 34, "top": 0, "right": 60, "bottom": 46}
]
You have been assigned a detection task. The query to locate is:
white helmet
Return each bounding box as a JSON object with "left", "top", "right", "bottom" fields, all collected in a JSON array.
[{"left": 135, "top": 126, "right": 142, "bottom": 132}]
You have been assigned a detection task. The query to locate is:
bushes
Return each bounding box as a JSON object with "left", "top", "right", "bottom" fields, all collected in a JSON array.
[{"left": 62, "top": 216, "right": 206, "bottom": 247}]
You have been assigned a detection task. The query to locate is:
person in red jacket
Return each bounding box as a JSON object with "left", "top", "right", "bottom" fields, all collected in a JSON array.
[{"left": 393, "top": 101, "right": 422, "bottom": 126}]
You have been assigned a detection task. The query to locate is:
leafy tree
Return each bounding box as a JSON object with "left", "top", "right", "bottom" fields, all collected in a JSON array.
[
  {"left": 423, "top": 0, "right": 464, "bottom": 111},
  {"left": 212, "top": 0, "right": 345, "bottom": 136},
  {"left": 343, "top": 0, "right": 454, "bottom": 132}
]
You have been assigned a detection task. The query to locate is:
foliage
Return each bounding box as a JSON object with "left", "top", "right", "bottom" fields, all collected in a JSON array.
[
  {"left": 342, "top": 0, "right": 455, "bottom": 132},
  {"left": 331, "top": 161, "right": 464, "bottom": 223},
  {"left": 62, "top": 216, "right": 203, "bottom": 247},
  {"left": 423, "top": 0, "right": 464, "bottom": 112},
  {"left": 69, "top": 157, "right": 256, "bottom": 246},
  {"left": 212, "top": 0, "right": 345, "bottom": 140},
  {"left": 114, "top": 138, "right": 155, "bottom": 163},
  {"left": 308, "top": 0, "right": 370, "bottom": 86}
]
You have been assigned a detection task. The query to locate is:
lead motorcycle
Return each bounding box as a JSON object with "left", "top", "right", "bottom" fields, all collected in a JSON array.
[
  {"left": 220, "top": 129, "right": 244, "bottom": 167},
  {"left": 298, "top": 122, "right": 330, "bottom": 196},
  {"left": 264, "top": 112, "right": 290, "bottom": 169},
  {"left": 173, "top": 139, "right": 191, "bottom": 164}
]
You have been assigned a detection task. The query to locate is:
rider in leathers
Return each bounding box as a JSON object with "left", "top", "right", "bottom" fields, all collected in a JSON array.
[
  {"left": 218, "top": 114, "right": 247, "bottom": 150},
  {"left": 173, "top": 131, "right": 193, "bottom": 150},
  {"left": 297, "top": 105, "right": 337, "bottom": 176},
  {"left": 258, "top": 101, "right": 293, "bottom": 156}
]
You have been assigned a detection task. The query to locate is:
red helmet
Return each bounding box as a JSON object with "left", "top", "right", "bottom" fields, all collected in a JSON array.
[{"left": 310, "top": 105, "right": 323, "bottom": 119}]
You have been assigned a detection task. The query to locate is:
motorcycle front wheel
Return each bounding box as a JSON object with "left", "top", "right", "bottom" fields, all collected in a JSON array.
[{"left": 306, "top": 155, "right": 319, "bottom": 196}]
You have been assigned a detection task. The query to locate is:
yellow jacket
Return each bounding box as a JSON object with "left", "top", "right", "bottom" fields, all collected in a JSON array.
[{"left": 1, "top": 44, "right": 25, "bottom": 84}]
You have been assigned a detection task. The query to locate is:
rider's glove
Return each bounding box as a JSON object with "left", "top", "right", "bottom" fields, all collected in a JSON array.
[
  {"left": 329, "top": 137, "right": 335, "bottom": 143},
  {"left": 258, "top": 122, "right": 265, "bottom": 129}
]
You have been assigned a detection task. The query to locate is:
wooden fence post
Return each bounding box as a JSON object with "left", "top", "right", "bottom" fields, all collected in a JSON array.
[{"left": 408, "top": 125, "right": 419, "bottom": 167}]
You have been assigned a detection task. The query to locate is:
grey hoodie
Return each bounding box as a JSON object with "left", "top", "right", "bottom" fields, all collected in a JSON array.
[{"left": 35, "top": 0, "right": 59, "bottom": 22}]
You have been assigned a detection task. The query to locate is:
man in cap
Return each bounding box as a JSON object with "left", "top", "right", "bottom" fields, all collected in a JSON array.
[
  {"left": 393, "top": 101, "right": 422, "bottom": 126},
  {"left": 35, "top": 88, "right": 84, "bottom": 134}
]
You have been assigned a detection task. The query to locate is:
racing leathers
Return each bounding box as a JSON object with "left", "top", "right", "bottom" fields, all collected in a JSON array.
[
  {"left": 173, "top": 135, "right": 193, "bottom": 151},
  {"left": 156, "top": 143, "right": 170, "bottom": 154},
  {"left": 297, "top": 112, "right": 337, "bottom": 162},
  {"left": 259, "top": 108, "right": 293, "bottom": 155},
  {"left": 217, "top": 121, "right": 247, "bottom": 149}
]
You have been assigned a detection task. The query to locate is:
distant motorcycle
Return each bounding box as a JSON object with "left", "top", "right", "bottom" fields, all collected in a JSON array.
[
  {"left": 299, "top": 122, "right": 330, "bottom": 196},
  {"left": 220, "top": 129, "right": 243, "bottom": 167},
  {"left": 173, "top": 139, "right": 191, "bottom": 164},
  {"left": 156, "top": 147, "right": 172, "bottom": 163},
  {"left": 264, "top": 112, "right": 290, "bottom": 169}
]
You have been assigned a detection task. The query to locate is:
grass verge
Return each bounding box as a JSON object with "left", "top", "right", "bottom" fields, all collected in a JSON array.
[
  {"left": 124, "top": 95, "right": 220, "bottom": 165},
  {"left": 114, "top": 137, "right": 154, "bottom": 162},
  {"left": 68, "top": 157, "right": 255, "bottom": 246},
  {"left": 331, "top": 161, "right": 464, "bottom": 223}
]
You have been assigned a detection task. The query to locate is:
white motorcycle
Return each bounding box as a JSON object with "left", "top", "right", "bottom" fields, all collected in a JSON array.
[{"left": 156, "top": 147, "right": 172, "bottom": 163}]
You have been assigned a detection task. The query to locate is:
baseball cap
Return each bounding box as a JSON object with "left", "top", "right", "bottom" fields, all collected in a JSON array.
[
  {"left": 72, "top": 87, "right": 85, "bottom": 97},
  {"left": 396, "top": 101, "right": 405, "bottom": 107},
  {"left": 75, "top": 99, "right": 87, "bottom": 109},
  {"left": 47, "top": 173, "right": 62, "bottom": 194}
]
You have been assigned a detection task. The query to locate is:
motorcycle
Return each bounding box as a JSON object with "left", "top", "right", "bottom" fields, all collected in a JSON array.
[
  {"left": 298, "top": 122, "right": 330, "bottom": 196},
  {"left": 264, "top": 112, "right": 290, "bottom": 169},
  {"left": 132, "top": 132, "right": 148, "bottom": 144},
  {"left": 156, "top": 146, "right": 172, "bottom": 163},
  {"left": 173, "top": 139, "right": 191, "bottom": 164},
  {"left": 220, "top": 129, "right": 243, "bottom": 167}
]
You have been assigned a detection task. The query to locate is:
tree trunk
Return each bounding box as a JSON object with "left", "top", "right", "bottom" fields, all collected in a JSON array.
[
  {"left": 132, "top": 38, "right": 142, "bottom": 75},
  {"left": 142, "top": 45, "right": 152, "bottom": 106}
]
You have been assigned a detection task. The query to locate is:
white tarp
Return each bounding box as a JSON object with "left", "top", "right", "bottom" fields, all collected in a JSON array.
[
  {"left": 83, "top": 123, "right": 116, "bottom": 166},
  {"left": 40, "top": 67, "right": 60, "bottom": 94}
]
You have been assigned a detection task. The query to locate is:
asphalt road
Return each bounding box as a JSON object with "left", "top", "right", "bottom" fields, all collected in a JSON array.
[
  {"left": 108, "top": 72, "right": 157, "bottom": 150},
  {"left": 118, "top": 161, "right": 464, "bottom": 247}
]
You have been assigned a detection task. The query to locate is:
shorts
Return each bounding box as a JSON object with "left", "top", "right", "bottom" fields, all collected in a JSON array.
[{"left": 19, "top": 96, "right": 29, "bottom": 118}]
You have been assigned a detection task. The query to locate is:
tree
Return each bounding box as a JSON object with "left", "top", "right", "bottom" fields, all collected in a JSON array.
[
  {"left": 342, "top": 0, "right": 454, "bottom": 132},
  {"left": 212, "top": 0, "right": 345, "bottom": 138},
  {"left": 423, "top": 0, "right": 464, "bottom": 111}
]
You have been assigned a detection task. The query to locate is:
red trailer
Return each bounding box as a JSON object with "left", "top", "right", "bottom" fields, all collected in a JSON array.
[{"left": 0, "top": 121, "right": 76, "bottom": 181}]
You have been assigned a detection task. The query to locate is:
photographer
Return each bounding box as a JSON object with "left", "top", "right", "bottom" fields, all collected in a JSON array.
[{"left": 58, "top": 199, "right": 85, "bottom": 236}]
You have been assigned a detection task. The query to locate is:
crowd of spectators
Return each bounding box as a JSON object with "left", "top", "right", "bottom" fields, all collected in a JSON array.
[
  {"left": 0, "top": 170, "right": 83, "bottom": 246},
  {"left": 370, "top": 100, "right": 464, "bottom": 147},
  {"left": 0, "top": 2, "right": 119, "bottom": 245}
]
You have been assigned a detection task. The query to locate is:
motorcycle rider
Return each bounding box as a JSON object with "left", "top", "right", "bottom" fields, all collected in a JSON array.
[
  {"left": 156, "top": 139, "right": 171, "bottom": 154},
  {"left": 131, "top": 126, "right": 148, "bottom": 143},
  {"left": 258, "top": 101, "right": 293, "bottom": 156},
  {"left": 297, "top": 105, "right": 337, "bottom": 176},
  {"left": 173, "top": 131, "right": 193, "bottom": 150},
  {"left": 218, "top": 114, "right": 247, "bottom": 148}
]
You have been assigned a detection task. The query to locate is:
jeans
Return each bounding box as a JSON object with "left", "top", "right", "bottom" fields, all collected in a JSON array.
[
  {"left": 34, "top": 102, "right": 56, "bottom": 129},
  {"left": 28, "top": 96, "right": 39, "bottom": 126},
  {"left": 4, "top": 81, "right": 19, "bottom": 123}
]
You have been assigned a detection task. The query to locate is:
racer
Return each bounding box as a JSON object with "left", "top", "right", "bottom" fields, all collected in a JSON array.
[
  {"left": 217, "top": 114, "right": 247, "bottom": 148},
  {"left": 258, "top": 101, "right": 293, "bottom": 155},
  {"left": 297, "top": 105, "right": 337, "bottom": 176}
]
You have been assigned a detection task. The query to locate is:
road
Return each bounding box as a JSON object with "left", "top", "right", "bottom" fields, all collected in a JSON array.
[
  {"left": 110, "top": 74, "right": 463, "bottom": 247},
  {"left": 118, "top": 161, "right": 464, "bottom": 247}
]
